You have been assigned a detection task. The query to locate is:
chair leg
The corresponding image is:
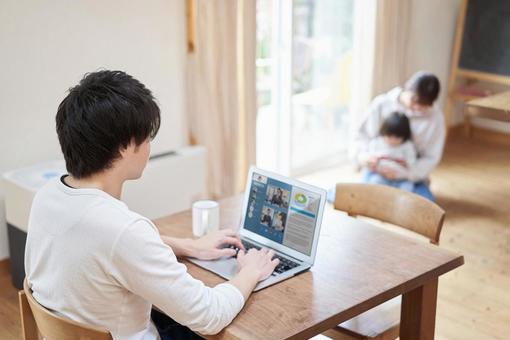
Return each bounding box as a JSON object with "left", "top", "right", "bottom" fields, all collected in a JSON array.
[
  {"left": 371, "top": 324, "right": 399, "bottom": 340},
  {"left": 19, "top": 291, "right": 39, "bottom": 340},
  {"left": 323, "top": 325, "right": 399, "bottom": 340},
  {"left": 322, "top": 328, "right": 367, "bottom": 340}
]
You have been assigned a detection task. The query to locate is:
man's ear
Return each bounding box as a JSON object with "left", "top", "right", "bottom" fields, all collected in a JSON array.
[
  {"left": 119, "top": 142, "right": 131, "bottom": 158},
  {"left": 119, "top": 139, "right": 138, "bottom": 157}
]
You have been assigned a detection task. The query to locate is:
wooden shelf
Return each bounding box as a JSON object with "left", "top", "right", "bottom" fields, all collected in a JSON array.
[
  {"left": 450, "top": 92, "right": 483, "bottom": 102},
  {"left": 444, "top": 0, "right": 510, "bottom": 131}
]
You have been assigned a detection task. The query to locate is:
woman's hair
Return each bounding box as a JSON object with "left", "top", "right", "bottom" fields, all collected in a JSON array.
[
  {"left": 379, "top": 112, "right": 412, "bottom": 141},
  {"left": 404, "top": 71, "right": 440, "bottom": 106},
  {"left": 56, "top": 70, "right": 160, "bottom": 178}
]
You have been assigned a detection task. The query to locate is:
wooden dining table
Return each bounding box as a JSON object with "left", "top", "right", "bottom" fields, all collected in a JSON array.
[
  {"left": 154, "top": 196, "right": 464, "bottom": 340},
  {"left": 465, "top": 90, "right": 510, "bottom": 136}
]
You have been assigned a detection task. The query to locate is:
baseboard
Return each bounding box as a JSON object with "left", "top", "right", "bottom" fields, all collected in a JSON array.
[
  {"left": 447, "top": 125, "right": 463, "bottom": 137},
  {"left": 0, "top": 258, "right": 10, "bottom": 277},
  {"left": 448, "top": 124, "right": 510, "bottom": 147},
  {"left": 472, "top": 126, "right": 510, "bottom": 146}
]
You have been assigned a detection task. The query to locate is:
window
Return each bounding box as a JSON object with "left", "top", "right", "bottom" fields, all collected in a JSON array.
[{"left": 256, "top": 0, "right": 355, "bottom": 175}]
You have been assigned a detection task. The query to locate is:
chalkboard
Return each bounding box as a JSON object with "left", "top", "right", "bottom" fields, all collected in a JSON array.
[{"left": 459, "top": 0, "right": 510, "bottom": 77}]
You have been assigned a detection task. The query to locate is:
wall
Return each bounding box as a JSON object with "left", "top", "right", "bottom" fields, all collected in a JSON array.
[
  {"left": 404, "top": 0, "right": 462, "bottom": 114},
  {"left": 0, "top": 0, "right": 187, "bottom": 260},
  {"left": 405, "top": 0, "right": 510, "bottom": 132}
]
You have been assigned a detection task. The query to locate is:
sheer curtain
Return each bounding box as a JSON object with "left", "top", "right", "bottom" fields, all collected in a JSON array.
[
  {"left": 371, "top": 0, "right": 411, "bottom": 95},
  {"left": 349, "top": 0, "right": 411, "bottom": 138},
  {"left": 186, "top": 0, "right": 256, "bottom": 198}
]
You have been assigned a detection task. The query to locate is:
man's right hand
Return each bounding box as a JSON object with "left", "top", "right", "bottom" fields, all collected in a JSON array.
[{"left": 237, "top": 248, "right": 279, "bottom": 281}]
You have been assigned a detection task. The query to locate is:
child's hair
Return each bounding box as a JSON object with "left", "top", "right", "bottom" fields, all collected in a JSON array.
[
  {"left": 56, "top": 70, "right": 161, "bottom": 178},
  {"left": 404, "top": 71, "right": 440, "bottom": 106},
  {"left": 379, "top": 112, "right": 412, "bottom": 142}
]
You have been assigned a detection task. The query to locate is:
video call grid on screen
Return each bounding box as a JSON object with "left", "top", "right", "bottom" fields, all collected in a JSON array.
[{"left": 244, "top": 172, "right": 321, "bottom": 256}]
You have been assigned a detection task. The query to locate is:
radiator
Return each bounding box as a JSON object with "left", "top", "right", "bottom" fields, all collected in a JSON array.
[
  {"left": 122, "top": 146, "right": 208, "bottom": 219},
  {"left": 1, "top": 146, "right": 207, "bottom": 287}
]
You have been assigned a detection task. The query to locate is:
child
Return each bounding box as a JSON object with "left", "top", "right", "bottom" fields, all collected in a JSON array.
[
  {"left": 351, "top": 71, "right": 445, "bottom": 202},
  {"left": 361, "top": 111, "right": 416, "bottom": 192}
]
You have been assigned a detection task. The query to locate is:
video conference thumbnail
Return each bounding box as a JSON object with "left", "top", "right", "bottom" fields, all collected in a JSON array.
[
  {"left": 260, "top": 206, "right": 287, "bottom": 232},
  {"left": 265, "top": 185, "right": 289, "bottom": 208}
]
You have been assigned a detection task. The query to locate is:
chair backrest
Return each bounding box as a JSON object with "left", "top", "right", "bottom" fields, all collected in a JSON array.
[
  {"left": 21, "top": 279, "right": 112, "bottom": 340},
  {"left": 334, "top": 183, "right": 445, "bottom": 244}
]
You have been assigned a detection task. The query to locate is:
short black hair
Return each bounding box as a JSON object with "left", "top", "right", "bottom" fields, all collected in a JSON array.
[
  {"left": 56, "top": 70, "right": 160, "bottom": 178},
  {"left": 379, "top": 112, "right": 412, "bottom": 142},
  {"left": 404, "top": 71, "right": 440, "bottom": 106}
]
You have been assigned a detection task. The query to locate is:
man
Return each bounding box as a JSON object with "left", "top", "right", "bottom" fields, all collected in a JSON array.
[
  {"left": 270, "top": 188, "right": 284, "bottom": 207},
  {"left": 25, "top": 70, "right": 279, "bottom": 340},
  {"left": 260, "top": 208, "right": 273, "bottom": 226},
  {"left": 352, "top": 71, "right": 446, "bottom": 201}
]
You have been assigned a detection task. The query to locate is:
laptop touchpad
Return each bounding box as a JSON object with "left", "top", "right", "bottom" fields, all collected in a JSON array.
[{"left": 190, "top": 257, "right": 239, "bottom": 279}]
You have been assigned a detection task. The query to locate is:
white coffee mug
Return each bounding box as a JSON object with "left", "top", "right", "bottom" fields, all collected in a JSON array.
[{"left": 192, "top": 200, "right": 220, "bottom": 237}]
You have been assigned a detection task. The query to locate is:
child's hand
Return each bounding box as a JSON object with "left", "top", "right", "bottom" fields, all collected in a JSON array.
[
  {"left": 366, "top": 156, "right": 380, "bottom": 171},
  {"left": 378, "top": 167, "right": 398, "bottom": 180},
  {"left": 394, "top": 159, "right": 408, "bottom": 168},
  {"left": 380, "top": 157, "right": 407, "bottom": 168}
]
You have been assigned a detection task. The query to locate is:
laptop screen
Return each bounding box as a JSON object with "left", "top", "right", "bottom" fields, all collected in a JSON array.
[{"left": 243, "top": 172, "right": 321, "bottom": 256}]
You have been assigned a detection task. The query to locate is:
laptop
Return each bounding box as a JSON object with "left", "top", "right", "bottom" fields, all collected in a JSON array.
[{"left": 188, "top": 166, "right": 327, "bottom": 291}]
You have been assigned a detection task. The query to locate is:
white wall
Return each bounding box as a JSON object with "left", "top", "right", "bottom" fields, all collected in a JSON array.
[
  {"left": 405, "top": 0, "right": 510, "bottom": 132},
  {"left": 0, "top": 0, "right": 187, "bottom": 260},
  {"left": 405, "top": 0, "right": 462, "bottom": 113}
]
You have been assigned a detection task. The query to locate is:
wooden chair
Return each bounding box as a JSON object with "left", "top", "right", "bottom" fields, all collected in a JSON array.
[
  {"left": 326, "top": 183, "right": 445, "bottom": 340},
  {"left": 19, "top": 279, "right": 112, "bottom": 340}
]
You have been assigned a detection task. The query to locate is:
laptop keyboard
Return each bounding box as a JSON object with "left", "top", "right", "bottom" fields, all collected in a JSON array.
[{"left": 238, "top": 240, "right": 301, "bottom": 275}]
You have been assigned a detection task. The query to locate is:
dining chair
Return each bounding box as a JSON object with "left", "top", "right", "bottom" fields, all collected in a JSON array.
[
  {"left": 325, "top": 183, "right": 445, "bottom": 340},
  {"left": 19, "top": 279, "right": 112, "bottom": 340}
]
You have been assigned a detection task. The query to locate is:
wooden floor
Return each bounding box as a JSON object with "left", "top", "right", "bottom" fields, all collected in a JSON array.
[
  {"left": 300, "top": 133, "right": 510, "bottom": 340},
  {"left": 433, "top": 135, "right": 510, "bottom": 340},
  {"left": 0, "top": 262, "right": 22, "bottom": 339},
  {"left": 0, "top": 133, "right": 509, "bottom": 339}
]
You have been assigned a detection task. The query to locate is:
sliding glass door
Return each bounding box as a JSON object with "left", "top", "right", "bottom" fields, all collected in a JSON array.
[{"left": 256, "top": 0, "right": 354, "bottom": 175}]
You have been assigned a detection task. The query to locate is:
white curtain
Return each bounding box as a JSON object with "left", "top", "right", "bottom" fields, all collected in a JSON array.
[
  {"left": 350, "top": 0, "right": 411, "bottom": 137},
  {"left": 372, "top": 0, "right": 411, "bottom": 95}
]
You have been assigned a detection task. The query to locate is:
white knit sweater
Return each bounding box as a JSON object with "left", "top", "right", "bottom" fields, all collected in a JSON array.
[
  {"left": 352, "top": 87, "right": 446, "bottom": 181},
  {"left": 25, "top": 178, "right": 244, "bottom": 340}
]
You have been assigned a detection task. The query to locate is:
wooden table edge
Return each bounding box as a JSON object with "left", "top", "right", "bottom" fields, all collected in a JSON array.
[
  {"left": 283, "top": 254, "right": 464, "bottom": 340},
  {"left": 154, "top": 199, "right": 465, "bottom": 340}
]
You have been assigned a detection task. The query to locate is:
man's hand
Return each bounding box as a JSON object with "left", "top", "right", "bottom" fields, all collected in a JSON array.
[
  {"left": 161, "top": 229, "right": 244, "bottom": 260},
  {"left": 229, "top": 248, "right": 280, "bottom": 301},
  {"left": 237, "top": 248, "right": 279, "bottom": 282},
  {"left": 189, "top": 229, "right": 245, "bottom": 260}
]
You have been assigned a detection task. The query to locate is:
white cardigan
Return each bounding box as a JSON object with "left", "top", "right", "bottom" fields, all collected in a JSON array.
[
  {"left": 25, "top": 178, "right": 244, "bottom": 340},
  {"left": 352, "top": 87, "right": 446, "bottom": 182}
]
